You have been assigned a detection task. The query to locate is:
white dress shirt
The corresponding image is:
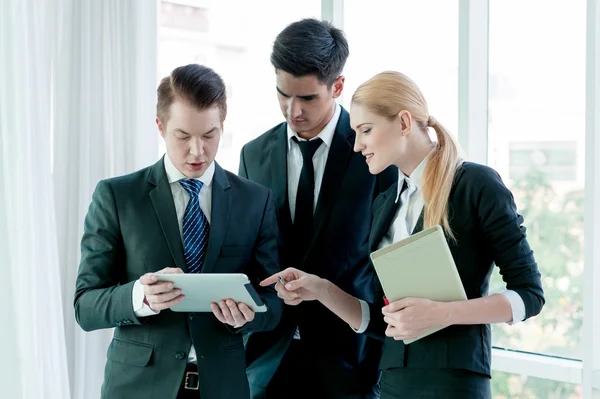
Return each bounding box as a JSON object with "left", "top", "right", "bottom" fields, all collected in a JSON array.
[
  {"left": 353, "top": 154, "right": 526, "bottom": 333},
  {"left": 287, "top": 104, "right": 341, "bottom": 221},
  {"left": 287, "top": 103, "right": 341, "bottom": 339},
  {"left": 131, "top": 155, "right": 215, "bottom": 363}
]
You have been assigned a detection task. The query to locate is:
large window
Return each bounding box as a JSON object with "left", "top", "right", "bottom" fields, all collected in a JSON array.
[
  {"left": 487, "top": 0, "right": 586, "bottom": 372},
  {"left": 491, "top": 371, "right": 582, "bottom": 399},
  {"left": 158, "top": 0, "right": 321, "bottom": 172},
  {"left": 343, "top": 0, "right": 458, "bottom": 135}
]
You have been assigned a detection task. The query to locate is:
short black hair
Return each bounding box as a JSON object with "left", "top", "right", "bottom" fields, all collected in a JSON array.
[
  {"left": 271, "top": 19, "right": 349, "bottom": 87},
  {"left": 156, "top": 64, "right": 227, "bottom": 124}
]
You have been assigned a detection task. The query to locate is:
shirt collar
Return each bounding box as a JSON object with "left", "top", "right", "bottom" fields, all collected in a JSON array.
[
  {"left": 395, "top": 149, "right": 433, "bottom": 203},
  {"left": 287, "top": 103, "right": 341, "bottom": 150},
  {"left": 164, "top": 154, "right": 215, "bottom": 188}
]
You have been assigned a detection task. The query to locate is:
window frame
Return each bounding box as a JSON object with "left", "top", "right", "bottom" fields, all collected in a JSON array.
[{"left": 326, "top": 0, "right": 599, "bottom": 393}]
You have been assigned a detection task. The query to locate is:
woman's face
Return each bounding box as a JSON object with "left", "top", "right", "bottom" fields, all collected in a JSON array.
[{"left": 350, "top": 103, "right": 408, "bottom": 174}]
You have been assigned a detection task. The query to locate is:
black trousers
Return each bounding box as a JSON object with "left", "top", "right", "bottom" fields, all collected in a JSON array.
[
  {"left": 267, "top": 339, "right": 378, "bottom": 399},
  {"left": 379, "top": 368, "right": 491, "bottom": 399}
]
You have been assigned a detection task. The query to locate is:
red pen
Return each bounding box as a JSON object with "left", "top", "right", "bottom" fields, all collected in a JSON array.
[{"left": 383, "top": 296, "right": 389, "bottom": 306}]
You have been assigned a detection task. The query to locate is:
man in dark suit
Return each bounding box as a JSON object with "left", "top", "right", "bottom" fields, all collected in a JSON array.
[
  {"left": 74, "top": 64, "right": 283, "bottom": 399},
  {"left": 239, "top": 19, "right": 397, "bottom": 399}
]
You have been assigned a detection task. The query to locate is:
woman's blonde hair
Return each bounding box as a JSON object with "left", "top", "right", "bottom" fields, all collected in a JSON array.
[{"left": 352, "top": 71, "right": 463, "bottom": 239}]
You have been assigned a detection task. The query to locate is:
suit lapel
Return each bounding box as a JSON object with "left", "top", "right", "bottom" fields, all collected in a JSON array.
[
  {"left": 369, "top": 183, "right": 426, "bottom": 251},
  {"left": 270, "top": 125, "right": 293, "bottom": 243},
  {"left": 148, "top": 158, "right": 188, "bottom": 272},
  {"left": 412, "top": 210, "right": 425, "bottom": 235},
  {"left": 369, "top": 183, "right": 400, "bottom": 252},
  {"left": 201, "top": 163, "right": 231, "bottom": 274},
  {"left": 303, "top": 108, "right": 354, "bottom": 260}
]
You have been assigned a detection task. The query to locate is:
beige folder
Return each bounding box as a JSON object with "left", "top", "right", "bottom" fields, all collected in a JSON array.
[{"left": 370, "top": 225, "right": 467, "bottom": 344}]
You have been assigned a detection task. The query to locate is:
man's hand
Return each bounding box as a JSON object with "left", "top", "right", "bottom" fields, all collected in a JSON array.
[
  {"left": 260, "top": 267, "right": 327, "bottom": 306},
  {"left": 211, "top": 299, "right": 255, "bottom": 328},
  {"left": 139, "top": 267, "right": 185, "bottom": 311}
]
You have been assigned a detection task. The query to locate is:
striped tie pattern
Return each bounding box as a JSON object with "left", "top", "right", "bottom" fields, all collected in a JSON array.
[{"left": 179, "top": 179, "right": 209, "bottom": 273}]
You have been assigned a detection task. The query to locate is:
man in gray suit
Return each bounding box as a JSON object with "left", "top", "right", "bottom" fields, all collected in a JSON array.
[{"left": 74, "top": 64, "right": 283, "bottom": 399}]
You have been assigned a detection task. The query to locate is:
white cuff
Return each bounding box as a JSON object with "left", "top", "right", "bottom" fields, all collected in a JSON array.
[
  {"left": 502, "top": 290, "right": 526, "bottom": 325},
  {"left": 132, "top": 279, "right": 160, "bottom": 317},
  {"left": 351, "top": 299, "right": 370, "bottom": 333}
]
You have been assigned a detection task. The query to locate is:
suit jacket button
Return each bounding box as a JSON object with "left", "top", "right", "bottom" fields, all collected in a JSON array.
[
  {"left": 175, "top": 352, "right": 186, "bottom": 360},
  {"left": 188, "top": 314, "right": 195, "bottom": 321}
]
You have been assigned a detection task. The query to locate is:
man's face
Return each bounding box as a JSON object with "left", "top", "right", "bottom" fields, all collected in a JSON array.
[
  {"left": 275, "top": 70, "right": 344, "bottom": 138},
  {"left": 157, "top": 99, "right": 222, "bottom": 178}
]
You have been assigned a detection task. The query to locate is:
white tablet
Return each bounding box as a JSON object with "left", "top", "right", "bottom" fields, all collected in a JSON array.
[{"left": 155, "top": 273, "right": 267, "bottom": 313}]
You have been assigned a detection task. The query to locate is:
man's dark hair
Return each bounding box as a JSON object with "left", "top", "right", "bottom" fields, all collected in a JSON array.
[
  {"left": 156, "top": 64, "right": 227, "bottom": 124},
  {"left": 271, "top": 19, "right": 349, "bottom": 87}
]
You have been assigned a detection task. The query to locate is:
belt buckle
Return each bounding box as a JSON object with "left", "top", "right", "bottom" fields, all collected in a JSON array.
[{"left": 184, "top": 371, "right": 199, "bottom": 390}]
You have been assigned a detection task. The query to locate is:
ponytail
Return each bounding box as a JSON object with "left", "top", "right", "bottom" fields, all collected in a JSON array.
[{"left": 422, "top": 116, "right": 462, "bottom": 240}]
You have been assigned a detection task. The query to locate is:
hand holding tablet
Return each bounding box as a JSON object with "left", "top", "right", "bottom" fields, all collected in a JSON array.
[{"left": 155, "top": 273, "right": 267, "bottom": 313}]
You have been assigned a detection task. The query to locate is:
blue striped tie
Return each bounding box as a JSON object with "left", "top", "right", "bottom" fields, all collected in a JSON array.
[{"left": 179, "top": 179, "right": 210, "bottom": 273}]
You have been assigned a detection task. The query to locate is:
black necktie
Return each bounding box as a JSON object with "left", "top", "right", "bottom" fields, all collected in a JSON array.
[{"left": 291, "top": 136, "right": 323, "bottom": 262}]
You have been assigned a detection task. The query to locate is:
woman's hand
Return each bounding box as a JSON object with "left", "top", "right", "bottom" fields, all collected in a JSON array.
[
  {"left": 382, "top": 297, "right": 451, "bottom": 341},
  {"left": 260, "top": 268, "right": 328, "bottom": 306}
]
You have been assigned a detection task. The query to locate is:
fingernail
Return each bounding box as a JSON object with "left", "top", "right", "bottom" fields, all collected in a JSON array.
[
  {"left": 151, "top": 275, "right": 157, "bottom": 281},
  {"left": 285, "top": 283, "right": 292, "bottom": 290},
  {"left": 168, "top": 284, "right": 174, "bottom": 289}
]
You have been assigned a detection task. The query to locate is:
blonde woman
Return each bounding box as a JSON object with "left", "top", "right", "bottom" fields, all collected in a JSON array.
[{"left": 261, "top": 71, "right": 544, "bottom": 398}]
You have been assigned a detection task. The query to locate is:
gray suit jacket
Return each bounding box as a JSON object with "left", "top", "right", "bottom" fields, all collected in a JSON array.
[{"left": 74, "top": 158, "right": 283, "bottom": 399}]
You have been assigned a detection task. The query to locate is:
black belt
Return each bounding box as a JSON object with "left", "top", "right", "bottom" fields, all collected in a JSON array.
[{"left": 182, "top": 363, "right": 199, "bottom": 391}]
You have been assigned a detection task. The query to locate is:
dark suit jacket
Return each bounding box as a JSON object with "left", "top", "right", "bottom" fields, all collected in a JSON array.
[
  {"left": 239, "top": 107, "right": 397, "bottom": 396},
  {"left": 74, "top": 158, "right": 283, "bottom": 399},
  {"left": 365, "top": 162, "right": 545, "bottom": 377}
]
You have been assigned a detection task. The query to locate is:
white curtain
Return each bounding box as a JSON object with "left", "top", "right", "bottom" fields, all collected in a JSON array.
[
  {"left": 52, "top": 1, "right": 158, "bottom": 398},
  {"left": 0, "top": 0, "right": 158, "bottom": 398},
  {"left": 0, "top": 0, "right": 71, "bottom": 398}
]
